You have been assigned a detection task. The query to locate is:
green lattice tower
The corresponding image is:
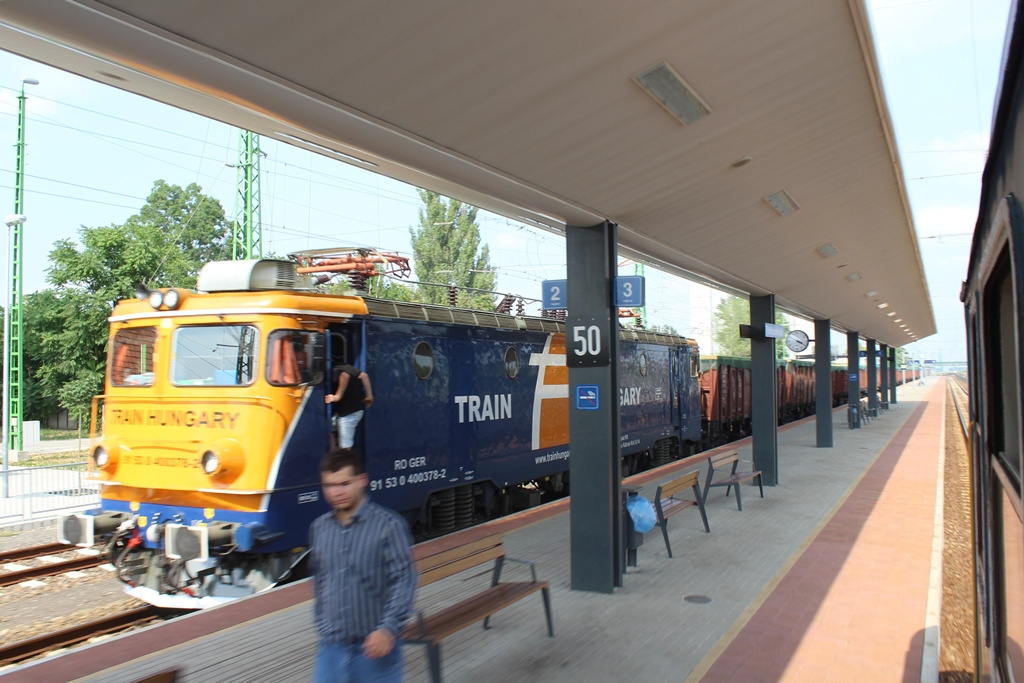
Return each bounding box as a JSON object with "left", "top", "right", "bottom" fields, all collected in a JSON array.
[
  {"left": 633, "top": 262, "right": 647, "bottom": 328},
  {"left": 7, "top": 85, "right": 29, "bottom": 450},
  {"left": 233, "top": 130, "right": 262, "bottom": 260}
]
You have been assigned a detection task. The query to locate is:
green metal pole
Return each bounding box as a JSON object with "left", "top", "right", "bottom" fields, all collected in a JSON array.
[
  {"left": 234, "top": 130, "right": 262, "bottom": 260},
  {"left": 8, "top": 80, "right": 34, "bottom": 452}
]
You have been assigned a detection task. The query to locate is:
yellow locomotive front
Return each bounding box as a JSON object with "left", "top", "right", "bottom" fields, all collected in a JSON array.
[{"left": 59, "top": 260, "right": 366, "bottom": 608}]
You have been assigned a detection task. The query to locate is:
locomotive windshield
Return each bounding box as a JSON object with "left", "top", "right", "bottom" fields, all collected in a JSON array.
[{"left": 171, "top": 324, "right": 259, "bottom": 386}]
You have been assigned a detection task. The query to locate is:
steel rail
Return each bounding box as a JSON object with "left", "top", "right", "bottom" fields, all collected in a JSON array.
[
  {"left": 0, "top": 542, "right": 74, "bottom": 564},
  {"left": 0, "top": 606, "right": 162, "bottom": 666},
  {"left": 949, "top": 375, "right": 969, "bottom": 441},
  {"left": 0, "top": 554, "right": 104, "bottom": 587}
]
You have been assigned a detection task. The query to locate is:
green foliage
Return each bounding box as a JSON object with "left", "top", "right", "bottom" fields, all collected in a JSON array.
[
  {"left": 407, "top": 190, "right": 496, "bottom": 310},
  {"left": 47, "top": 181, "right": 230, "bottom": 301},
  {"left": 57, "top": 370, "right": 102, "bottom": 434},
  {"left": 23, "top": 180, "right": 230, "bottom": 422},
  {"left": 366, "top": 277, "right": 418, "bottom": 302},
  {"left": 711, "top": 296, "right": 789, "bottom": 358}
]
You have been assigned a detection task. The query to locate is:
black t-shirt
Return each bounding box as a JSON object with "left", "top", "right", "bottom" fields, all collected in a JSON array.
[{"left": 333, "top": 364, "right": 365, "bottom": 417}]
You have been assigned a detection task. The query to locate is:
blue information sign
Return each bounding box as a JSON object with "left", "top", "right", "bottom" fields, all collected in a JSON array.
[
  {"left": 849, "top": 373, "right": 858, "bottom": 381},
  {"left": 541, "top": 279, "right": 568, "bottom": 310},
  {"left": 576, "top": 384, "right": 600, "bottom": 410},
  {"left": 615, "top": 276, "right": 645, "bottom": 307}
]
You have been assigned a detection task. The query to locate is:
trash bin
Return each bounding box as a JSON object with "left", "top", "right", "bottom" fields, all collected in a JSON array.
[{"left": 623, "top": 488, "right": 645, "bottom": 567}]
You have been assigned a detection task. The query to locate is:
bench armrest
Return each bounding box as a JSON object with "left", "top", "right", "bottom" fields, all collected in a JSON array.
[{"left": 504, "top": 556, "right": 539, "bottom": 583}]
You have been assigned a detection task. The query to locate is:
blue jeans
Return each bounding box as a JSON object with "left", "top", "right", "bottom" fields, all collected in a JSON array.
[
  {"left": 313, "top": 639, "right": 403, "bottom": 683},
  {"left": 338, "top": 410, "right": 364, "bottom": 448}
]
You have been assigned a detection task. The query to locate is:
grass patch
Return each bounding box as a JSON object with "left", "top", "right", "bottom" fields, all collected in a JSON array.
[
  {"left": 40, "top": 428, "right": 82, "bottom": 441},
  {"left": 20, "top": 450, "right": 89, "bottom": 467}
]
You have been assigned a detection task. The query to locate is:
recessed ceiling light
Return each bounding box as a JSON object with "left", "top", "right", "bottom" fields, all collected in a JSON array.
[
  {"left": 864, "top": 290, "right": 878, "bottom": 297},
  {"left": 633, "top": 61, "right": 711, "bottom": 125},
  {"left": 816, "top": 243, "right": 839, "bottom": 258},
  {"left": 877, "top": 303, "right": 889, "bottom": 309},
  {"left": 894, "top": 318, "right": 902, "bottom": 323},
  {"left": 846, "top": 272, "right": 861, "bottom": 282},
  {"left": 887, "top": 312, "right": 896, "bottom": 317},
  {"left": 730, "top": 156, "right": 753, "bottom": 168},
  {"left": 764, "top": 190, "right": 800, "bottom": 216}
]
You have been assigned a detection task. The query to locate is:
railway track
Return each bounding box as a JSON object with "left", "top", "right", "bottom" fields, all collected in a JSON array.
[
  {"left": 0, "top": 542, "right": 106, "bottom": 587},
  {"left": 949, "top": 374, "right": 969, "bottom": 442},
  {"left": 0, "top": 606, "right": 168, "bottom": 667},
  {"left": 0, "top": 542, "right": 80, "bottom": 564}
]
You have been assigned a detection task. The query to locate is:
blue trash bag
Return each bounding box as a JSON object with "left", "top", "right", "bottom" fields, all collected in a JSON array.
[{"left": 626, "top": 494, "right": 657, "bottom": 533}]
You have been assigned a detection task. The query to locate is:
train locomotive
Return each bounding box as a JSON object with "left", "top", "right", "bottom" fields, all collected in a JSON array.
[{"left": 59, "top": 255, "right": 703, "bottom": 608}]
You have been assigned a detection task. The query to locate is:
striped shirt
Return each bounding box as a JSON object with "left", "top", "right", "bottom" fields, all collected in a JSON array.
[{"left": 309, "top": 498, "right": 416, "bottom": 642}]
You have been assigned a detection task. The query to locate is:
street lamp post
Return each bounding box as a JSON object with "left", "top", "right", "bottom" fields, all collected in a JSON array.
[{"left": 3, "top": 213, "right": 26, "bottom": 498}]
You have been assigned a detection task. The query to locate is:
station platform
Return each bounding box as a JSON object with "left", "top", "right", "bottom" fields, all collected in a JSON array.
[{"left": 1, "top": 377, "right": 946, "bottom": 683}]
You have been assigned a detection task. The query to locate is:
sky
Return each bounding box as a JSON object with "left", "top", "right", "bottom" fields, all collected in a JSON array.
[{"left": 0, "top": 0, "right": 1013, "bottom": 364}]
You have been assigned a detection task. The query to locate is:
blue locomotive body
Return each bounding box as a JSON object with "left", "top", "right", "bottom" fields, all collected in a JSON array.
[{"left": 343, "top": 303, "right": 702, "bottom": 532}]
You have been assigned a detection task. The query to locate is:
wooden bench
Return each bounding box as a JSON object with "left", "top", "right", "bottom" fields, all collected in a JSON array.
[
  {"left": 653, "top": 470, "right": 710, "bottom": 558},
  {"left": 401, "top": 534, "right": 553, "bottom": 683},
  {"left": 702, "top": 450, "right": 764, "bottom": 511}
]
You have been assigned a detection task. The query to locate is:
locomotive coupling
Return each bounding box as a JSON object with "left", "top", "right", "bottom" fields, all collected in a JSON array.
[{"left": 58, "top": 511, "right": 132, "bottom": 547}]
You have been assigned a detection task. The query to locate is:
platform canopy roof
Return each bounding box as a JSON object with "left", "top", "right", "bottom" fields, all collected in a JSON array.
[{"left": 0, "top": 0, "right": 935, "bottom": 347}]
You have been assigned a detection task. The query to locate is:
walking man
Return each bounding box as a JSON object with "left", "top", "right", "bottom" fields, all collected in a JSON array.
[{"left": 310, "top": 448, "right": 416, "bottom": 682}]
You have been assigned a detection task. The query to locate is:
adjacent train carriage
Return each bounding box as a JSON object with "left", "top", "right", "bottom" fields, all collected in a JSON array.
[
  {"left": 963, "top": 3, "right": 1024, "bottom": 678},
  {"left": 61, "top": 258, "right": 702, "bottom": 608}
]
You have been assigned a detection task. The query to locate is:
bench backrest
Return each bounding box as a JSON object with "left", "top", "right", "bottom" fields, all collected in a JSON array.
[
  {"left": 707, "top": 450, "right": 740, "bottom": 470},
  {"left": 659, "top": 470, "right": 700, "bottom": 500},
  {"left": 414, "top": 534, "right": 505, "bottom": 588}
]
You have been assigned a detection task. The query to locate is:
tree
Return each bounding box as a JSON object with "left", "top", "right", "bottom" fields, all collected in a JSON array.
[
  {"left": 24, "top": 181, "right": 231, "bottom": 422},
  {"left": 58, "top": 370, "right": 102, "bottom": 437},
  {"left": 406, "top": 190, "right": 496, "bottom": 310},
  {"left": 711, "top": 296, "right": 789, "bottom": 358}
]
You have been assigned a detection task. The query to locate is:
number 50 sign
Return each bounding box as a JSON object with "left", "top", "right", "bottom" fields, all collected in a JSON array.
[{"left": 566, "top": 316, "right": 610, "bottom": 367}]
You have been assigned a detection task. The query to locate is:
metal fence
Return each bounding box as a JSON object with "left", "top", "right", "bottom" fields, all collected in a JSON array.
[{"left": 0, "top": 462, "right": 100, "bottom": 527}]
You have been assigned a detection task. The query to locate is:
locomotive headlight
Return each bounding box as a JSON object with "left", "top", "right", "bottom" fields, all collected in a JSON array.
[
  {"left": 201, "top": 451, "right": 220, "bottom": 474},
  {"left": 91, "top": 441, "right": 120, "bottom": 471},
  {"left": 199, "top": 438, "right": 245, "bottom": 482},
  {"left": 163, "top": 288, "right": 183, "bottom": 309},
  {"left": 147, "top": 290, "right": 164, "bottom": 309}
]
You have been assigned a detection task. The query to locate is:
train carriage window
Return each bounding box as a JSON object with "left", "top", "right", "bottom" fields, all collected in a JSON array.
[
  {"left": 638, "top": 353, "right": 648, "bottom": 376},
  {"left": 110, "top": 327, "right": 158, "bottom": 386},
  {"left": 691, "top": 354, "right": 699, "bottom": 378},
  {"left": 504, "top": 346, "right": 520, "bottom": 379},
  {"left": 413, "top": 341, "right": 434, "bottom": 380},
  {"left": 984, "top": 253, "right": 1021, "bottom": 490},
  {"left": 267, "top": 330, "right": 323, "bottom": 386},
  {"left": 171, "top": 325, "right": 259, "bottom": 387}
]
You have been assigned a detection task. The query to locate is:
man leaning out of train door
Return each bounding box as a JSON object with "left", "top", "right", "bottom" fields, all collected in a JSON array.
[{"left": 325, "top": 364, "right": 374, "bottom": 448}]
